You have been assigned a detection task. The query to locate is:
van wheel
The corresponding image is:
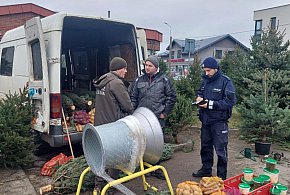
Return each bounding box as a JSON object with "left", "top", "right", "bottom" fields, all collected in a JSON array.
[{"left": 33, "top": 130, "right": 51, "bottom": 155}]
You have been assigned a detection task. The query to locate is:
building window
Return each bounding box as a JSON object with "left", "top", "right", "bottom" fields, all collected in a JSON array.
[
  {"left": 170, "top": 51, "right": 174, "bottom": 59},
  {"left": 270, "top": 17, "right": 276, "bottom": 30},
  {"left": 177, "top": 50, "right": 182, "bottom": 58},
  {"left": 255, "top": 20, "right": 262, "bottom": 36},
  {"left": 215, "top": 50, "right": 223, "bottom": 59},
  {"left": 0, "top": 46, "right": 15, "bottom": 76},
  {"left": 227, "top": 51, "right": 234, "bottom": 56}
]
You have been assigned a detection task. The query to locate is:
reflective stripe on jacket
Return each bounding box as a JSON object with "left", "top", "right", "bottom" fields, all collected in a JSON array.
[{"left": 197, "top": 71, "right": 236, "bottom": 125}]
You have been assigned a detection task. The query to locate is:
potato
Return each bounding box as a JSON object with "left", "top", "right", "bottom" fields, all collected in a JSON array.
[
  {"left": 176, "top": 181, "right": 203, "bottom": 195},
  {"left": 184, "top": 184, "right": 191, "bottom": 191},
  {"left": 191, "top": 185, "right": 202, "bottom": 192},
  {"left": 176, "top": 188, "right": 183, "bottom": 195}
]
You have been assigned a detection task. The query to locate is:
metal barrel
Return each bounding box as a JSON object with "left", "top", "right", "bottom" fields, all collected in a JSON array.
[
  {"left": 82, "top": 107, "right": 163, "bottom": 175},
  {"left": 132, "top": 107, "right": 164, "bottom": 164}
]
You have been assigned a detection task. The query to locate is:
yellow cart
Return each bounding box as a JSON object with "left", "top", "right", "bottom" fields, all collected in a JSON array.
[{"left": 76, "top": 159, "right": 174, "bottom": 195}]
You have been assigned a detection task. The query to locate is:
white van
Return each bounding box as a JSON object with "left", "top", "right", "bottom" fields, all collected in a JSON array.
[{"left": 0, "top": 13, "right": 145, "bottom": 151}]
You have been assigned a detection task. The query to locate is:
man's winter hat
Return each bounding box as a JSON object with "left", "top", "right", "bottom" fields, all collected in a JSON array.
[
  {"left": 145, "top": 55, "right": 159, "bottom": 68},
  {"left": 202, "top": 57, "right": 219, "bottom": 69},
  {"left": 110, "top": 57, "right": 127, "bottom": 71}
]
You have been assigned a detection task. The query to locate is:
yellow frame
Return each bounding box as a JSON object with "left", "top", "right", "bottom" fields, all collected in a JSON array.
[{"left": 76, "top": 159, "right": 174, "bottom": 195}]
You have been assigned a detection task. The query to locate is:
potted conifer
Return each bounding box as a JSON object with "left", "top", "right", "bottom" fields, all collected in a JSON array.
[
  {"left": 238, "top": 26, "right": 290, "bottom": 155},
  {"left": 239, "top": 69, "right": 290, "bottom": 155}
]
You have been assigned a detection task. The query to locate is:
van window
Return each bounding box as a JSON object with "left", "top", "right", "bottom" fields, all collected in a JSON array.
[
  {"left": 31, "top": 41, "right": 43, "bottom": 80},
  {"left": 14, "top": 45, "right": 29, "bottom": 76},
  {"left": 0, "top": 46, "right": 15, "bottom": 76}
]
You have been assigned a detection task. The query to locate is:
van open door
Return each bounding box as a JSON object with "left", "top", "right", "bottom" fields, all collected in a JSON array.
[
  {"left": 136, "top": 28, "right": 148, "bottom": 73},
  {"left": 25, "top": 17, "right": 50, "bottom": 133}
]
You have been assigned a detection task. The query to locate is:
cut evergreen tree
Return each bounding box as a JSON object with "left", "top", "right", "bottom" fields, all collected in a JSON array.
[
  {"left": 251, "top": 28, "right": 290, "bottom": 71},
  {"left": 165, "top": 56, "right": 202, "bottom": 141},
  {"left": 160, "top": 143, "right": 174, "bottom": 161},
  {"left": 158, "top": 58, "right": 169, "bottom": 75},
  {"left": 173, "top": 77, "right": 196, "bottom": 100},
  {"left": 249, "top": 27, "right": 290, "bottom": 109},
  {"left": 0, "top": 86, "right": 35, "bottom": 167},
  {"left": 61, "top": 94, "right": 75, "bottom": 111},
  {"left": 167, "top": 94, "right": 196, "bottom": 139},
  {"left": 51, "top": 155, "right": 95, "bottom": 194},
  {"left": 187, "top": 54, "right": 202, "bottom": 92},
  {"left": 63, "top": 91, "right": 92, "bottom": 110},
  {"left": 238, "top": 94, "right": 290, "bottom": 142},
  {"left": 220, "top": 47, "right": 252, "bottom": 103}
]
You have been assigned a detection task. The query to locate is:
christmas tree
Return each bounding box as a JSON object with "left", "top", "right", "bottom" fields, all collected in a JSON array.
[
  {"left": 0, "top": 86, "right": 35, "bottom": 167},
  {"left": 220, "top": 47, "right": 252, "bottom": 103},
  {"left": 238, "top": 27, "right": 290, "bottom": 141}
]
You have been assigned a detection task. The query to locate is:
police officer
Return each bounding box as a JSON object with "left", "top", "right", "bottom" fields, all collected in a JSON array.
[{"left": 192, "top": 57, "right": 236, "bottom": 180}]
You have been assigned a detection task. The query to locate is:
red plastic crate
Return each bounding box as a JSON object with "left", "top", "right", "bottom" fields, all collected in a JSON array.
[{"left": 224, "top": 173, "right": 272, "bottom": 195}]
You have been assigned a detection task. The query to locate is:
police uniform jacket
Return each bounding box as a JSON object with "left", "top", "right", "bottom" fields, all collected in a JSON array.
[{"left": 197, "top": 70, "right": 236, "bottom": 125}]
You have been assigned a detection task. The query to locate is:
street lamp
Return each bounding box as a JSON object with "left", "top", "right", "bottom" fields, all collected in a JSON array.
[{"left": 164, "top": 22, "right": 172, "bottom": 73}]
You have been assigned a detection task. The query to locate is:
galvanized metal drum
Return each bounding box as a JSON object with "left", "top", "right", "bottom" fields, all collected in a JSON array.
[
  {"left": 132, "top": 107, "right": 164, "bottom": 164},
  {"left": 82, "top": 107, "right": 163, "bottom": 176}
]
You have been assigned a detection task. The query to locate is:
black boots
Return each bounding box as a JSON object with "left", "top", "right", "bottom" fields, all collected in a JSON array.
[
  {"left": 192, "top": 169, "right": 212, "bottom": 178},
  {"left": 151, "top": 169, "right": 166, "bottom": 180}
]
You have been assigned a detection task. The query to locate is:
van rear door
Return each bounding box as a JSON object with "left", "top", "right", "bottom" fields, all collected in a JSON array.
[{"left": 25, "top": 17, "right": 50, "bottom": 133}]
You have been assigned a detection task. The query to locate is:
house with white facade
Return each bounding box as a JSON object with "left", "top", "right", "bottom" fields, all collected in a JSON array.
[
  {"left": 254, "top": 4, "right": 290, "bottom": 42},
  {"left": 158, "top": 34, "right": 248, "bottom": 76}
]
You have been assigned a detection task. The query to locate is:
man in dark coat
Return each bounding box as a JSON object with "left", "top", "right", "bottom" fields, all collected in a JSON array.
[
  {"left": 192, "top": 57, "right": 236, "bottom": 180},
  {"left": 94, "top": 57, "right": 133, "bottom": 126},
  {"left": 130, "top": 55, "right": 176, "bottom": 179},
  {"left": 130, "top": 55, "right": 176, "bottom": 128},
  {"left": 93, "top": 57, "right": 133, "bottom": 190}
]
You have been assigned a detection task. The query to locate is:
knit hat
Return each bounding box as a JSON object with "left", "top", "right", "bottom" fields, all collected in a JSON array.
[
  {"left": 145, "top": 55, "right": 159, "bottom": 68},
  {"left": 109, "top": 57, "right": 127, "bottom": 71},
  {"left": 202, "top": 57, "right": 219, "bottom": 69}
]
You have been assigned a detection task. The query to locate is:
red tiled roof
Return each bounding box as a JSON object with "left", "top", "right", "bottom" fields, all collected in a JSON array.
[{"left": 0, "top": 3, "right": 55, "bottom": 16}]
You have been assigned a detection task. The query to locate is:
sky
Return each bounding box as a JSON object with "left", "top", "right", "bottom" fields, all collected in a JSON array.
[{"left": 2, "top": 0, "right": 290, "bottom": 52}]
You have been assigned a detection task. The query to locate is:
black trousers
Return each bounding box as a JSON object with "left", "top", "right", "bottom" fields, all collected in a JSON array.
[{"left": 200, "top": 121, "right": 228, "bottom": 179}]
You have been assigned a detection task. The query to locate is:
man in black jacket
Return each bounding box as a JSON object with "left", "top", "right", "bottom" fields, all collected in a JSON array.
[
  {"left": 130, "top": 55, "right": 176, "bottom": 179},
  {"left": 130, "top": 55, "right": 176, "bottom": 128}
]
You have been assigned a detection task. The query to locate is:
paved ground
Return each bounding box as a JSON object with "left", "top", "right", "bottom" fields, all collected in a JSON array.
[
  {"left": 0, "top": 128, "right": 290, "bottom": 195},
  {"left": 123, "top": 129, "right": 290, "bottom": 194}
]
